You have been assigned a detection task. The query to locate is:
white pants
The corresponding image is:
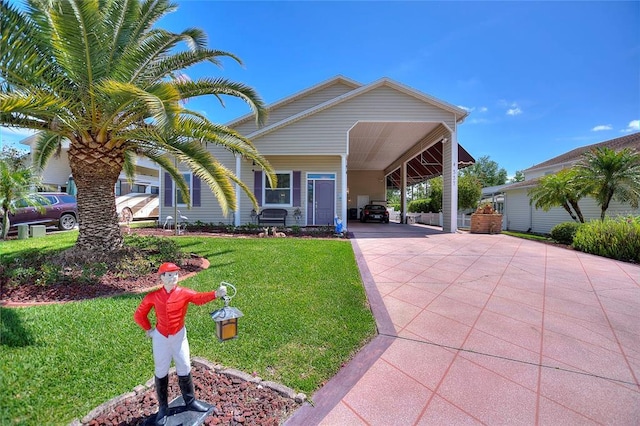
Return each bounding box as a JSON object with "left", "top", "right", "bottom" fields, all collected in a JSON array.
[{"left": 151, "top": 326, "right": 191, "bottom": 378}]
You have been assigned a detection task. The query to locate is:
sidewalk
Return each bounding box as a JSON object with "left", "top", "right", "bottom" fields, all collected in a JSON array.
[{"left": 287, "top": 223, "right": 640, "bottom": 425}]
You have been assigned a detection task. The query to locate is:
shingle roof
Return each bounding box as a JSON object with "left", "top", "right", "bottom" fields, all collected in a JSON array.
[{"left": 526, "top": 132, "right": 640, "bottom": 172}]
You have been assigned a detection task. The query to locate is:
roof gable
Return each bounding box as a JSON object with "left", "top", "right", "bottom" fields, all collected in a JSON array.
[
  {"left": 227, "top": 75, "right": 361, "bottom": 132},
  {"left": 246, "top": 77, "right": 469, "bottom": 139}
]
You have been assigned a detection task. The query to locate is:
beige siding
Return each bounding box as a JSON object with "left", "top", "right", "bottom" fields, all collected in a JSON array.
[
  {"left": 504, "top": 189, "right": 532, "bottom": 232},
  {"left": 160, "top": 150, "right": 237, "bottom": 225},
  {"left": 347, "top": 171, "right": 387, "bottom": 210},
  {"left": 171, "top": 150, "right": 344, "bottom": 226},
  {"left": 252, "top": 86, "right": 458, "bottom": 156},
  {"left": 233, "top": 82, "right": 357, "bottom": 135},
  {"left": 239, "top": 155, "right": 343, "bottom": 225}
]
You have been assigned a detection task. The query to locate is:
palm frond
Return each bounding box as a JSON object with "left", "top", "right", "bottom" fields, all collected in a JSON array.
[{"left": 33, "top": 131, "right": 65, "bottom": 171}]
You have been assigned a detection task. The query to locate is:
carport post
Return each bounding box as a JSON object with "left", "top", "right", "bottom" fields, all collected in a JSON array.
[{"left": 401, "top": 161, "right": 407, "bottom": 223}]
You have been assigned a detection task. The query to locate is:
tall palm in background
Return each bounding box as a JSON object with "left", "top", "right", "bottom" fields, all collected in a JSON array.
[
  {"left": 528, "top": 169, "right": 586, "bottom": 223},
  {"left": 0, "top": 157, "right": 42, "bottom": 239},
  {"left": 573, "top": 147, "right": 640, "bottom": 220},
  {"left": 0, "top": 0, "right": 273, "bottom": 262}
]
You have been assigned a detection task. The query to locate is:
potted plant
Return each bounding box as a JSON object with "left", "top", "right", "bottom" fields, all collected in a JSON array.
[{"left": 470, "top": 203, "right": 503, "bottom": 234}]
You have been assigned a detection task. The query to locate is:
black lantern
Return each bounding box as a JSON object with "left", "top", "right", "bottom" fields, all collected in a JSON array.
[{"left": 210, "top": 282, "right": 244, "bottom": 341}]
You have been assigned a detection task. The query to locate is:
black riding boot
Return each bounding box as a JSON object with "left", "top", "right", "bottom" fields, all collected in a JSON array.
[
  {"left": 154, "top": 375, "right": 169, "bottom": 425},
  {"left": 178, "top": 373, "right": 209, "bottom": 412}
]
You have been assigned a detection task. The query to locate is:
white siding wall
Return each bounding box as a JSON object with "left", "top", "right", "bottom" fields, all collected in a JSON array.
[
  {"left": 506, "top": 190, "right": 640, "bottom": 234},
  {"left": 504, "top": 189, "right": 532, "bottom": 232},
  {"left": 233, "top": 82, "right": 357, "bottom": 135},
  {"left": 36, "top": 154, "right": 72, "bottom": 190}
]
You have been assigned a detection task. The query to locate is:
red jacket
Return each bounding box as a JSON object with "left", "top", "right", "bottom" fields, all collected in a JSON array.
[{"left": 134, "top": 286, "right": 217, "bottom": 337}]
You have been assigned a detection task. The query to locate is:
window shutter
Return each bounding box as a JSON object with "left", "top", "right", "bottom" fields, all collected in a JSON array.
[
  {"left": 164, "top": 172, "right": 172, "bottom": 207},
  {"left": 254, "top": 171, "right": 262, "bottom": 206},
  {"left": 192, "top": 175, "right": 201, "bottom": 207},
  {"left": 293, "top": 171, "right": 301, "bottom": 207}
]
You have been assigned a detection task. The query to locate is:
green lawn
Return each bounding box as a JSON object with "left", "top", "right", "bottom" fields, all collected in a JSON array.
[{"left": 0, "top": 233, "right": 376, "bottom": 425}]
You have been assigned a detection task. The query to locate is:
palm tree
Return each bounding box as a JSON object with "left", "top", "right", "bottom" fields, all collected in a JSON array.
[
  {"left": 0, "top": 158, "right": 42, "bottom": 239},
  {"left": 528, "top": 169, "right": 586, "bottom": 223},
  {"left": 0, "top": 0, "right": 274, "bottom": 262},
  {"left": 573, "top": 146, "right": 640, "bottom": 220}
]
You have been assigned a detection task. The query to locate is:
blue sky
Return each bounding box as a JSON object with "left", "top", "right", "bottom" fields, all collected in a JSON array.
[{"left": 2, "top": 1, "right": 638, "bottom": 177}]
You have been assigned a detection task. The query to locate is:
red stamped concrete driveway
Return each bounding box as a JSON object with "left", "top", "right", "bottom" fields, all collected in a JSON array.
[{"left": 287, "top": 222, "right": 640, "bottom": 425}]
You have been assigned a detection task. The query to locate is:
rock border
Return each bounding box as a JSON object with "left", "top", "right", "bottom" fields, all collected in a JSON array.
[{"left": 70, "top": 357, "right": 306, "bottom": 425}]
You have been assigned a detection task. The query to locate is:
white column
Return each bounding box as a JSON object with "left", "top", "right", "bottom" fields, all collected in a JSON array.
[
  {"left": 442, "top": 130, "right": 458, "bottom": 233},
  {"left": 449, "top": 130, "right": 459, "bottom": 233},
  {"left": 401, "top": 161, "right": 407, "bottom": 223},
  {"left": 234, "top": 155, "right": 241, "bottom": 226},
  {"left": 341, "top": 154, "right": 348, "bottom": 231}
]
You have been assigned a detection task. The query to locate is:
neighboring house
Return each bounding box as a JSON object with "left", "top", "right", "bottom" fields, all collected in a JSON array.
[
  {"left": 19, "top": 135, "right": 160, "bottom": 219},
  {"left": 502, "top": 132, "right": 640, "bottom": 234},
  {"left": 161, "top": 76, "right": 475, "bottom": 232}
]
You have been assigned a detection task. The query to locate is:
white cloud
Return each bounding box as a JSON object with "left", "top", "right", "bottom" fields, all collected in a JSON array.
[
  {"left": 458, "top": 105, "right": 488, "bottom": 114},
  {"left": 627, "top": 120, "right": 640, "bottom": 131},
  {"left": 506, "top": 106, "right": 522, "bottom": 116},
  {"left": 592, "top": 124, "right": 612, "bottom": 131},
  {"left": 469, "top": 118, "right": 490, "bottom": 124}
]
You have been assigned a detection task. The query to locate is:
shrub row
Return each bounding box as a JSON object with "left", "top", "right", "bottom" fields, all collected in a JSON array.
[{"left": 550, "top": 217, "right": 640, "bottom": 263}]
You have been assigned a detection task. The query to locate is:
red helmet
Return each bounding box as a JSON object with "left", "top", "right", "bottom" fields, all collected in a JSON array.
[{"left": 158, "top": 262, "right": 181, "bottom": 274}]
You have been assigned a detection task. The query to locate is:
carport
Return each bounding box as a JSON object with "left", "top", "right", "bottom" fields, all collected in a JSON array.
[{"left": 347, "top": 119, "right": 474, "bottom": 232}]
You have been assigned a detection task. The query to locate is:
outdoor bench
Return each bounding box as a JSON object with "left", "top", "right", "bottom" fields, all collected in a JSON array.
[{"left": 257, "top": 208, "right": 288, "bottom": 226}]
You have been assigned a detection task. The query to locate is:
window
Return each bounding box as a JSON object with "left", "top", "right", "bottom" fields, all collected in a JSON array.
[
  {"left": 264, "top": 172, "right": 292, "bottom": 206},
  {"left": 176, "top": 173, "right": 191, "bottom": 206}
]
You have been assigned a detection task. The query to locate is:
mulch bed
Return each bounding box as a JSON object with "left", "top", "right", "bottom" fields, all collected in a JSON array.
[{"left": 80, "top": 360, "right": 302, "bottom": 426}]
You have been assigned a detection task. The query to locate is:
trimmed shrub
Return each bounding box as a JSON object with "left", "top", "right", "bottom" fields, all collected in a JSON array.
[
  {"left": 408, "top": 199, "right": 430, "bottom": 213},
  {"left": 572, "top": 217, "right": 640, "bottom": 263},
  {"left": 550, "top": 222, "right": 582, "bottom": 245}
]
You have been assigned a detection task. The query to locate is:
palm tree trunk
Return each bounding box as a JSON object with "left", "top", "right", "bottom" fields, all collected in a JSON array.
[
  {"left": 66, "top": 140, "right": 125, "bottom": 261},
  {"left": 561, "top": 202, "right": 579, "bottom": 222},
  {"left": 568, "top": 200, "right": 585, "bottom": 223}
]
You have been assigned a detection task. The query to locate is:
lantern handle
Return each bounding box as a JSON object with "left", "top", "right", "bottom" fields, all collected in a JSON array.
[{"left": 220, "top": 282, "right": 237, "bottom": 306}]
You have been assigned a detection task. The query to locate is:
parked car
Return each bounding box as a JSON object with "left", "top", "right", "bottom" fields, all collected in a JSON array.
[
  {"left": 0, "top": 192, "right": 78, "bottom": 234},
  {"left": 360, "top": 204, "right": 390, "bottom": 223},
  {"left": 116, "top": 193, "right": 159, "bottom": 222}
]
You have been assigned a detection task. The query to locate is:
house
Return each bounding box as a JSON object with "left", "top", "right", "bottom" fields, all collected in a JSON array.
[
  {"left": 19, "top": 135, "right": 161, "bottom": 219},
  {"left": 161, "top": 76, "right": 475, "bottom": 232},
  {"left": 502, "top": 132, "right": 640, "bottom": 234}
]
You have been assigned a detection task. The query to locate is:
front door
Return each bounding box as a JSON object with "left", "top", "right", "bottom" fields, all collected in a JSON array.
[{"left": 306, "top": 175, "right": 335, "bottom": 226}]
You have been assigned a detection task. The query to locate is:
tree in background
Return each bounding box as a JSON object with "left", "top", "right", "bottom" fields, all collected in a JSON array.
[
  {"left": 458, "top": 174, "right": 482, "bottom": 210},
  {"left": 573, "top": 147, "right": 640, "bottom": 220},
  {"left": 0, "top": 148, "right": 42, "bottom": 239},
  {"left": 460, "top": 155, "right": 508, "bottom": 187},
  {"left": 511, "top": 170, "right": 525, "bottom": 182},
  {"left": 0, "top": 0, "right": 274, "bottom": 263},
  {"left": 528, "top": 169, "right": 585, "bottom": 223}
]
